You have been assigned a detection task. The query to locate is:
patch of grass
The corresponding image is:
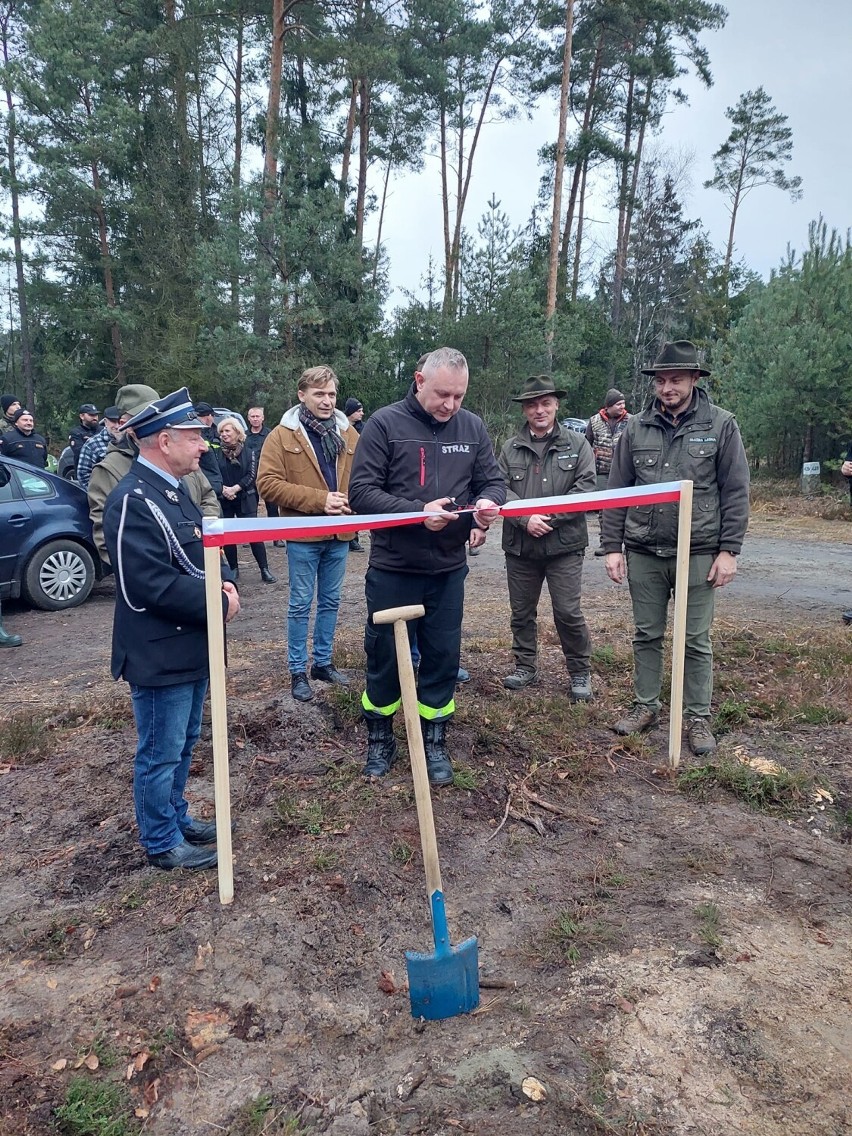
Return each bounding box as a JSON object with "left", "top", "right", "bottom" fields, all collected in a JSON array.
[
  {"left": 796, "top": 704, "right": 846, "bottom": 725},
  {"left": 54, "top": 1077, "right": 133, "bottom": 1136},
  {"left": 227, "top": 1095, "right": 308, "bottom": 1135},
  {"left": 390, "top": 838, "right": 413, "bottom": 865},
  {"left": 678, "top": 756, "right": 814, "bottom": 815},
  {"left": 592, "top": 856, "right": 629, "bottom": 896},
  {"left": 0, "top": 711, "right": 51, "bottom": 764},
  {"left": 452, "top": 764, "right": 481, "bottom": 790},
  {"left": 714, "top": 699, "right": 750, "bottom": 730},
  {"left": 310, "top": 848, "right": 340, "bottom": 872},
  {"left": 322, "top": 685, "right": 362, "bottom": 724},
  {"left": 543, "top": 901, "right": 617, "bottom": 966},
  {"left": 274, "top": 793, "right": 325, "bottom": 835},
  {"left": 694, "top": 901, "right": 723, "bottom": 949},
  {"left": 548, "top": 910, "right": 583, "bottom": 964}
]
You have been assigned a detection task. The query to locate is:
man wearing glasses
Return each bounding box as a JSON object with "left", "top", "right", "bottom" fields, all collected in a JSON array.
[{"left": 601, "top": 341, "right": 749, "bottom": 757}]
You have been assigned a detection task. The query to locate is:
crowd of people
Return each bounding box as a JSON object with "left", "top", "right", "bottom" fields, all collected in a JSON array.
[{"left": 2, "top": 341, "right": 754, "bottom": 874}]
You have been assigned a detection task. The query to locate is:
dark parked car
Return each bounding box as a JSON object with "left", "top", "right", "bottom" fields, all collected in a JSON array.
[
  {"left": 0, "top": 455, "right": 103, "bottom": 610},
  {"left": 561, "top": 416, "right": 588, "bottom": 433}
]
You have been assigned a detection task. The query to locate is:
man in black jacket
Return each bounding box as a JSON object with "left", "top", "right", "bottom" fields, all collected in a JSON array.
[
  {"left": 68, "top": 403, "right": 100, "bottom": 474},
  {"left": 103, "top": 388, "right": 240, "bottom": 871},
  {"left": 193, "top": 401, "right": 224, "bottom": 498},
  {"left": 0, "top": 409, "right": 48, "bottom": 468},
  {"left": 348, "top": 347, "right": 505, "bottom": 784}
]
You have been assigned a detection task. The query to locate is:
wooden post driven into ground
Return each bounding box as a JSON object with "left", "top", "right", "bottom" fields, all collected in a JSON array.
[
  {"left": 203, "top": 546, "right": 235, "bottom": 905},
  {"left": 668, "top": 480, "right": 693, "bottom": 770}
]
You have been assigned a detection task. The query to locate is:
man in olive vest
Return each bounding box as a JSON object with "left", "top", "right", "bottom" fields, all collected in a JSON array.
[{"left": 601, "top": 341, "right": 749, "bottom": 756}]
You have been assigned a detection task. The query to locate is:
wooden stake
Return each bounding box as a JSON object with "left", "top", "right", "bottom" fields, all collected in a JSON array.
[
  {"left": 203, "top": 546, "right": 234, "bottom": 904},
  {"left": 668, "top": 479, "right": 693, "bottom": 770}
]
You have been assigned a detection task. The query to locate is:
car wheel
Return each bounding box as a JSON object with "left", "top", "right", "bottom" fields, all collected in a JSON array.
[{"left": 23, "top": 540, "right": 95, "bottom": 611}]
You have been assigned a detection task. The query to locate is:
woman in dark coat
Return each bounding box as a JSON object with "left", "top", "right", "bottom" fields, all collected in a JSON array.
[{"left": 216, "top": 417, "right": 276, "bottom": 583}]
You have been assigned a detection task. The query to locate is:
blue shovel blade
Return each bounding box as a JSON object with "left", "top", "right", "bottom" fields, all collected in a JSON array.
[
  {"left": 406, "top": 934, "right": 480, "bottom": 1020},
  {"left": 405, "top": 890, "right": 480, "bottom": 1020}
]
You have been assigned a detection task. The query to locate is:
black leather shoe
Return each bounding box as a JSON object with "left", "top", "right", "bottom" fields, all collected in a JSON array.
[
  {"left": 148, "top": 840, "right": 218, "bottom": 871},
  {"left": 310, "top": 664, "right": 349, "bottom": 686},
  {"left": 260, "top": 568, "right": 277, "bottom": 583},
  {"left": 183, "top": 818, "right": 236, "bottom": 844},
  {"left": 291, "top": 672, "right": 313, "bottom": 701},
  {"left": 182, "top": 819, "right": 217, "bottom": 845}
]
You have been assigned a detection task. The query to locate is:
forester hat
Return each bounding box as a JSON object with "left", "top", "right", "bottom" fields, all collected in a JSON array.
[
  {"left": 511, "top": 375, "right": 568, "bottom": 402},
  {"left": 605, "top": 388, "right": 625, "bottom": 408},
  {"left": 115, "top": 384, "right": 160, "bottom": 418},
  {"left": 641, "top": 340, "right": 710, "bottom": 377},
  {"left": 122, "top": 387, "right": 201, "bottom": 439}
]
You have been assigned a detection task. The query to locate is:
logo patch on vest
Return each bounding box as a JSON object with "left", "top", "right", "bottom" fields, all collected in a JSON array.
[
  {"left": 441, "top": 443, "right": 470, "bottom": 454},
  {"left": 688, "top": 436, "right": 716, "bottom": 443}
]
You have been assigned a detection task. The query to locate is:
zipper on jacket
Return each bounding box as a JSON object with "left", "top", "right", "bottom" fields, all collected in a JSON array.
[{"left": 419, "top": 446, "right": 426, "bottom": 487}]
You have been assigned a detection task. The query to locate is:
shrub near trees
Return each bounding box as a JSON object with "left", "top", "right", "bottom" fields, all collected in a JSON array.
[{"left": 0, "top": 0, "right": 835, "bottom": 476}]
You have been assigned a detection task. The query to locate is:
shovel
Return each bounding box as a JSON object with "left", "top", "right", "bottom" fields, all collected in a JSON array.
[{"left": 373, "top": 604, "right": 480, "bottom": 1021}]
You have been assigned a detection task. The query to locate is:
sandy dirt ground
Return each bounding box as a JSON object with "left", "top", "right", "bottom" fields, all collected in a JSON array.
[{"left": 1, "top": 514, "right": 850, "bottom": 1135}]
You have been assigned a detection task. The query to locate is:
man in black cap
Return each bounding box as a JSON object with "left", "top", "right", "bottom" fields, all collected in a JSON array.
[
  {"left": 586, "top": 388, "right": 631, "bottom": 556},
  {"left": 601, "top": 341, "right": 750, "bottom": 757},
  {"left": 68, "top": 403, "right": 100, "bottom": 474},
  {"left": 0, "top": 409, "right": 48, "bottom": 468},
  {"left": 103, "top": 388, "right": 240, "bottom": 871},
  {"left": 498, "top": 376, "right": 597, "bottom": 698},
  {"left": 0, "top": 395, "right": 21, "bottom": 436},
  {"left": 193, "top": 400, "right": 223, "bottom": 497},
  {"left": 76, "top": 406, "right": 124, "bottom": 491},
  {"left": 348, "top": 347, "right": 505, "bottom": 784},
  {"left": 344, "top": 397, "right": 364, "bottom": 433}
]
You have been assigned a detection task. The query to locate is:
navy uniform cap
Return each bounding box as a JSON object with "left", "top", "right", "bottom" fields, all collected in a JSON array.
[{"left": 122, "top": 387, "right": 201, "bottom": 439}]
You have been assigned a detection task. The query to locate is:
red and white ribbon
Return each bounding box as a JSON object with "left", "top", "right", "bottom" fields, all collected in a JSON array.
[{"left": 201, "top": 481, "right": 684, "bottom": 548}]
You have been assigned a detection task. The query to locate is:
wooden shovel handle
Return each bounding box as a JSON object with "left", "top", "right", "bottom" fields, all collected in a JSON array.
[{"left": 373, "top": 604, "right": 443, "bottom": 900}]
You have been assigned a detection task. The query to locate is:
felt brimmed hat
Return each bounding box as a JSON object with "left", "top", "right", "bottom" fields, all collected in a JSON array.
[
  {"left": 115, "top": 384, "right": 161, "bottom": 418},
  {"left": 122, "top": 387, "right": 202, "bottom": 439},
  {"left": 511, "top": 375, "right": 567, "bottom": 402},
  {"left": 641, "top": 340, "right": 710, "bottom": 377}
]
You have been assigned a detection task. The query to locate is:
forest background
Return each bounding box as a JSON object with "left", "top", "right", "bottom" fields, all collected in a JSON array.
[{"left": 0, "top": 0, "right": 850, "bottom": 476}]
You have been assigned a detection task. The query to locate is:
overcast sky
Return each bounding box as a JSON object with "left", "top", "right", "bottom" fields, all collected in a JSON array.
[{"left": 368, "top": 0, "right": 852, "bottom": 310}]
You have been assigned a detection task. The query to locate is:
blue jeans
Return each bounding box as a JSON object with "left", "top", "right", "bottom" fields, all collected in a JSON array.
[
  {"left": 130, "top": 679, "right": 208, "bottom": 855},
  {"left": 286, "top": 539, "right": 350, "bottom": 674}
]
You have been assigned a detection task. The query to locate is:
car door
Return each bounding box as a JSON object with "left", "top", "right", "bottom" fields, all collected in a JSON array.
[{"left": 0, "top": 460, "right": 33, "bottom": 589}]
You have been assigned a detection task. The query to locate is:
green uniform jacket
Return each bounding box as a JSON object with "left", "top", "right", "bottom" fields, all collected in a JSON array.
[
  {"left": 498, "top": 424, "right": 596, "bottom": 560},
  {"left": 600, "top": 388, "right": 750, "bottom": 557}
]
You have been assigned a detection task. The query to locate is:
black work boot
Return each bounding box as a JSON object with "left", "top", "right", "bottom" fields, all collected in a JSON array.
[
  {"left": 363, "top": 717, "right": 398, "bottom": 778},
  {"left": 421, "top": 719, "right": 454, "bottom": 786}
]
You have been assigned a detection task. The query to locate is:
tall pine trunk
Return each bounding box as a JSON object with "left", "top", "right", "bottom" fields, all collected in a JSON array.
[
  {"left": 545, "top": 0, "right": 574, "bottom": 346},
  {"left": 253, "top": 0, "right": 286, "bottom": 341},
  {"left": 1, "top": 18, "right": 33, "bottom": 407}
]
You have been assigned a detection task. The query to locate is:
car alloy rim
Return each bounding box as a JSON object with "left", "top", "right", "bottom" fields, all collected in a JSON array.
[{"left": 39, "top": 549, "right": 88, "bottom": 601}]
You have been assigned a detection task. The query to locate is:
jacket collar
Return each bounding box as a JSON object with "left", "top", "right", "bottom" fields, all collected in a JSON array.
[{"left": 279, "top": 404, "right": 350, "bottom": 433}]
